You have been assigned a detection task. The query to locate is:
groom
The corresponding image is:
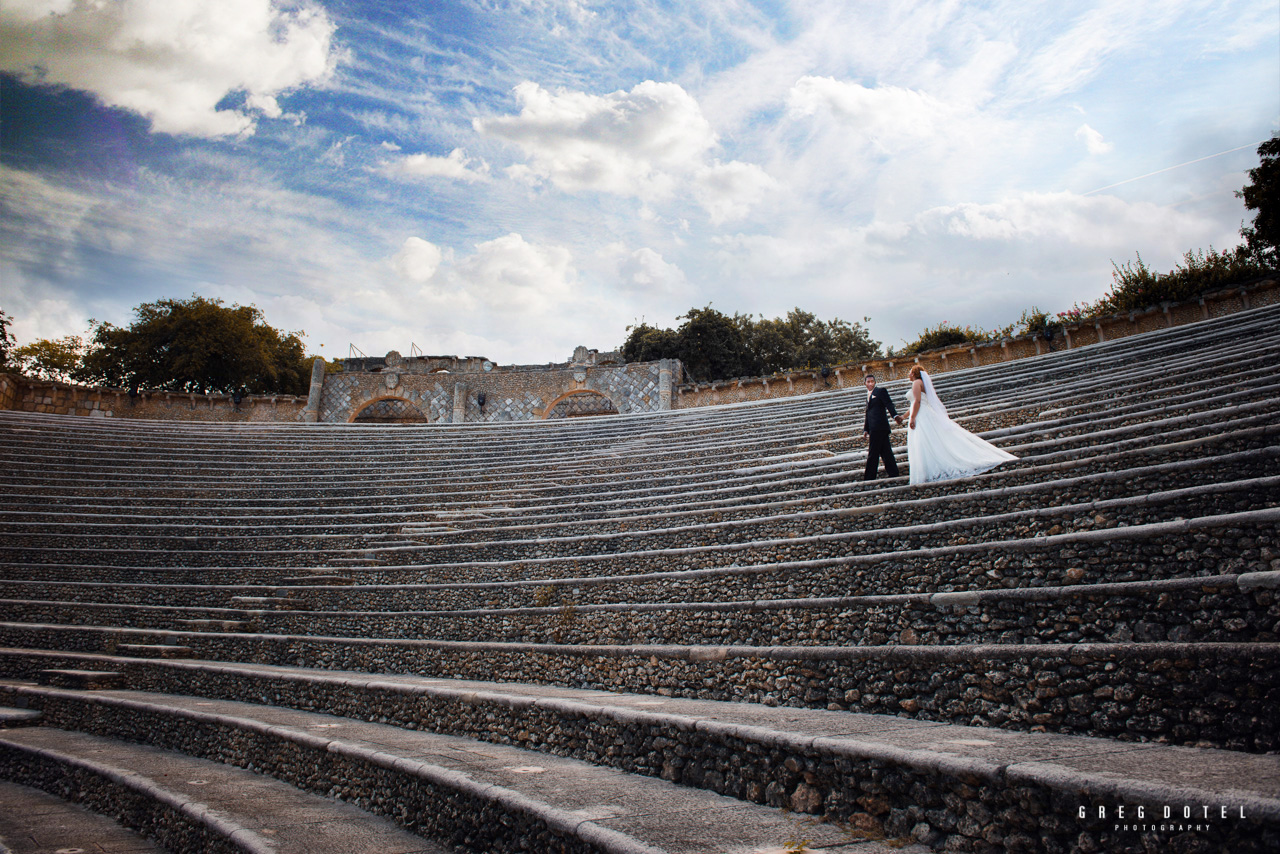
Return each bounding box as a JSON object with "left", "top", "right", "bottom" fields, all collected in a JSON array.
[{"left": 862, "top": 374, "right": 903, "bottom": 480}]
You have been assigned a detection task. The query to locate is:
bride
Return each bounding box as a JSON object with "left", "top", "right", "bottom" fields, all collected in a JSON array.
[{"left": 906, "top": 365, "right": 1016, "bottom": 485}]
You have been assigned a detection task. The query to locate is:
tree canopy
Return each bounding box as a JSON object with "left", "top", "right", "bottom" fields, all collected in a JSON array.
[
  {"left": 622, "top": 306, "right": 881, "bottom": 382},
  {"left": 11, "top": 335, "right": 85, "bottom": 383},
  {"left": 77, "top": 295, "right": 312, "bottom": 395},
  {"left": 1238, "top": 132, "right": 1279, "bottom": 266}
]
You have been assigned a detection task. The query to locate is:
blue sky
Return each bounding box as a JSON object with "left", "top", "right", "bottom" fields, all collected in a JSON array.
[{"left": 2, "top": 0, "right": 1276, "bottom": 364}]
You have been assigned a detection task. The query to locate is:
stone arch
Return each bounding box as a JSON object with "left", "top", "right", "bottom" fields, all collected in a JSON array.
[
  {"left": 543, "top": 390, "right": 620, "bottom": 419},
  {"left": 349, "top": 395, "right": 429, "bottom": 424}
]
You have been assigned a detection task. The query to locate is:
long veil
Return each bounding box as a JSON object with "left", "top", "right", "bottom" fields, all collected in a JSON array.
[{"left": 920, "top": 370, "right": 947, "bottom": 419}]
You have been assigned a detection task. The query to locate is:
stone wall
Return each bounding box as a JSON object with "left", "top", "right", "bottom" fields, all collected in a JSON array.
[
  {"left": 0, "top": 374, "right": 17, "bottom": 412},
  {"left": 676, "top": 278, "right": 1279, "bottom": 408},
  {"left": 0, "top": 375, "right": 307, "bottom": 422},
  {"left": 319, "top": 357, "right": 675, "bottom": 423}
]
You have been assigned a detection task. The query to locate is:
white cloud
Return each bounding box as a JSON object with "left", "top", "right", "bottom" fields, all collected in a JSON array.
[
  {"left": 476, "top": 80, "right": 769, "bottom": 221},
  {"left": 0, "top": 0, "right": 339, "bottom": 137},
  {"left": 380, "top": 149, "right": 489, "bottom": 182},
  {"left": 391, "top": 237, "right": 444, "bottom": 283},
  {"left": 1074, "top": 123, "right": 1113, "bottom": 155},
  {"left": 787, "top": 76, "right": 954, "bottom": 149},
  {"left": 694, "top": 160, "right": 776, "bottom": 225},
  {"left": 447, "top": 233, "right": 576, "bottom": 315},
  {"left": 477, "top": 80, "right": 715, "bottom": 195},
  {"left": 597, "top": 244, "right": 686, "bottom": 294}
]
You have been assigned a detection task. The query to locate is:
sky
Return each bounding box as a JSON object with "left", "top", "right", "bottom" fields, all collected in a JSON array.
[{"left": 1, "top": 0, "right": 1277, "bottom": 364}]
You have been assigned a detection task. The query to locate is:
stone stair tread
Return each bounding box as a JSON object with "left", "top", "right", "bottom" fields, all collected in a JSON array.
[
  {"left": 152, "top": 664, "right": 1280, "bottom": 808},
  {"left": 0, "top": 706, "right": 42, "bottom": 727},
  {"left": 114, "top": 644, "right": 193, "bottom": 658},
  {"left": 0, "top": 726, "right": 448, "bottom": 854},
  {"left": 277, "top": 575, "right": 353, "bottom": 586},
  {"left": 177, "top": 619, "right": 250, "bottom": 629},
  {"left": 4, "top": 682, "right": 926, "bottom": 854},
  {"left": 0, "top": 779, "right": 165, "bottom": 852}
]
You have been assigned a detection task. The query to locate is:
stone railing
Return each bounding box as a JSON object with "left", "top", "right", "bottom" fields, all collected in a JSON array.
[{"left": 675, "top": 277, "right": 1279, "bottom": 407}]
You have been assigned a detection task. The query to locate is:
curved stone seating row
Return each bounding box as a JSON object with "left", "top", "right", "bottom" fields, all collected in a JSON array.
[
  {"left": 2, "top": 406, "right": 1272, "bottom": 559},
  {"left": 1, "top": 337, "right": 1274, "bottom": 548},
  {"left": 2, "top": 418, "right": 1273, "bottom": 586},
  {"left": 3, "top": 565, "right": 1273, "bottom": 649},
  {"left": 0, "top": 431, "right": 1270, "bottom": 574},
  {"left": 3, "top": 449, "right": 1272, "bottom": 609},
  {"left": 0, "top": 667, "right": 1277, "bottom": 852},
  {"left": 2, "top": 505, "right": 1270, "bottom": 638},
  {"left": 0, "top": 779, "right": 170, "bottom": 854},
  {"left": 5, "top": 306, "right": 1274, "bottom": 501},
  {"left": 6, "top": 342, "right": 1270, "bottom": 530},
  {"left": 3, "top": 378, "right": 1274, "bottom": 570},
  {"left": 0, "top": 625, "right": 1275, "bottom": 753},
  {"left": 377, "top": 431, "right": 1278, "bottom": 561},
  {"left": 0, "top": 726, "right": 450, "bottom": 854}
]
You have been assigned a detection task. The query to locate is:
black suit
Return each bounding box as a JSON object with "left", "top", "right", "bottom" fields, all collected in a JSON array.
[{"left": 863, "top": 386, "right": 900, "bottom": 480}]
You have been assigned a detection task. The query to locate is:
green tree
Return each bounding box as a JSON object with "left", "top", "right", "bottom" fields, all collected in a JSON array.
[
  {"left": 12, "top": 335, "right": 86, "bottom": 382},
  {"left": 620, "top": 323, "right": 680, "bottom": 364},
  {"left": 0, "top": 309, "right": 13, "bottom": 372},
  {"left": 622, "top": 306, "right": 882, "bottom": 381},
  {"left": 1238, "top": 132, "right": 1280, "bottom": 265},
  {"left": 78, "top": 295, "right": 311, "bottom": 395},
  {"left": 673, "top": 306, "right": 752, "bottom": 382}
]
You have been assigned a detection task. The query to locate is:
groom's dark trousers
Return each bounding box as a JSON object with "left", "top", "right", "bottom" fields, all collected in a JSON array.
[{"left": 864, "top": 386, "right": 900, "bottom": 480}]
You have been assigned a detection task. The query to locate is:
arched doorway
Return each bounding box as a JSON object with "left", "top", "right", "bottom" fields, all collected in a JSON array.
[
  {"left": 544, "top": 390, "right": 619, "bottom": 418},
  {"left": 350, "top": 396, "right": 429, "bottom": 424}
]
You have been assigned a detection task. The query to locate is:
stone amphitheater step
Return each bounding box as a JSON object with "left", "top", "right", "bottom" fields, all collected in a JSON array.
[
  {"left": 0, "top": 779, "right": 166, "bottom": 853},
  {"left": 116, "top": 644, "right": 194, "bottom": 659},
  {"left": 0, "top": 727, "right": 448, "bottom": 854},
  {"left": 2, "top": 308, "right": 1269, "bottom": 504},
  {"left": 2, "top": 470, "right": 1273, "bottom": 612},
  {"left": 364, "top": 448, "right": 1280, "bottom": 565},
  {"left": 9, "top": 568, "right": 1269, "bottom": 652},
  {"left": 4, "top": 420, "right": 1271, "bottom": 587},
  {"left": 2, "top": 366, "right": 1269, "bottom": 522},
  {"left": 5, "top": 409, "right": 1274, "bottom": 571},
  {"left": 1, "top": 668, "right": 1277, "bottom": 851},
  {"left": 0, "top": 682, "right": 917, "bottom": 854},
  {"left": 0, "top": 707, "right": 41, "bottom": 728},
  {"left": 0, "top": 381, "right": 1264, "bottom": 547},
  {"left": 277, "top": 573, "right": 353, "bottom": 586},
  {"left": 0, "top": 620, "right": 1274, "bottom": 754},
  {"left": 177, "top": 619, "right": 252, "bottom": 632},
  {"left": 4, "top": 571, "right": 1276, "bottom": 670}
]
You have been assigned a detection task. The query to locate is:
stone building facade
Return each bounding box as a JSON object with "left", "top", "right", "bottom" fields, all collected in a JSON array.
[{"left": 305, "top": 347, "right": 680, "bottom": 424}]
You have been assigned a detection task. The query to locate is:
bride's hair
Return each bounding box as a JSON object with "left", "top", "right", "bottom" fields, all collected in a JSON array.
[{"left": 909, "top": 365, "right": 922, "bottom": 380}]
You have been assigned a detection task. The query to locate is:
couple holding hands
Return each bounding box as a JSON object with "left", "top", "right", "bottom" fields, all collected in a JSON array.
[{"left": 862, "top": 366, "right": 1015, "bottom": 485}]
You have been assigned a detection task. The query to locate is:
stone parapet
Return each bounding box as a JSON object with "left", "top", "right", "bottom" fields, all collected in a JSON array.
[
  {"left": 0, "top": 375, "right": 307, "bottom": 422},
  {"left": 676, "top": 277, "right": 1279, "bottom": 407}
]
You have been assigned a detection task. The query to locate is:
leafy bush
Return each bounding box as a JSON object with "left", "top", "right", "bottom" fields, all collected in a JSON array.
[
  {"left": 895, "top": 320, "right": 1011, "bottom": 357},
  {"left": 1067, "top": 247, "right": 1268, "bottom": 320},
  {"left": 1017, "top": 306, "right": 1062, "bottom": 338}
]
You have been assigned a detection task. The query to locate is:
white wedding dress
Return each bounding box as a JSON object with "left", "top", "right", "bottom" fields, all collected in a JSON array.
[{"left": 907, "top": 371, "right": 1016, "bottom": 485}]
